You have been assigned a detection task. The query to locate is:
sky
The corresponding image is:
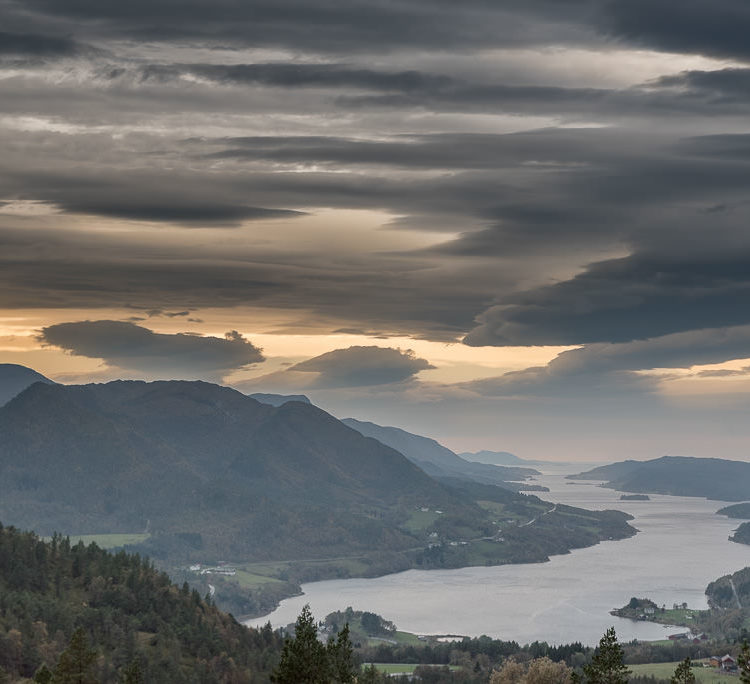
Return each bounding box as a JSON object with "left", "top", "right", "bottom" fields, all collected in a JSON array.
[{"left": 2, "top": 0, "right": 750, "bottom": 461}]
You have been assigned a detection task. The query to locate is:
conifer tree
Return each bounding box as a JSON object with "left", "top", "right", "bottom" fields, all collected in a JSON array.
[
  {"left": 121, "top": 659, "right": 144, "bottom": 684},
  {"left": 52, "top": 627, "right": 97, "bottom": 684},
  {"left": 670, "top": 657, "right": 695, "bottom": 684},
  {"left": 581, "top": 627, "right": 630, "bottom": 684},
  {"left": 739, "top": 641, "right": 750, "bottom": 684},
  {"left": 328, "top": 623, "right": 357, "bottom": 683},
  {"left": 271, "top": 604, "right": 330, "bottom": 683},
  {"left": 34, "top": 664, "right": 53, "bottom": 684}
]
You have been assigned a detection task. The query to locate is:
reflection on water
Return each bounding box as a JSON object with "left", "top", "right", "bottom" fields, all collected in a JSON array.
[{"left": 246, "top": 464, "right": 750, "bottom": 645}]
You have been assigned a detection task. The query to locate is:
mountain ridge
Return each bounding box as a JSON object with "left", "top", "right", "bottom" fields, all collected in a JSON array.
[
  {"left": 341, "top": 417, "right": 543, "bottom": 490},
  {"left": 568, "top": 455, "right": 750, "bottom": 501},
  {"left": 0, "top": 362, "right": 56, "bottom": 406}
]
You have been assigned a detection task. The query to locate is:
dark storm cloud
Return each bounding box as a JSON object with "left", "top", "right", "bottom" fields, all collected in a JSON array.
[
  {"left": 3, "top": 0, "right": 750, "bottom": 354},
  {"left": 39, "top": 320, "right": 264, "bottom": 378},
  {"left": 2, "top": 164, "right": 305, "bottom": 227},
  {"left": 598, "top": 0, "right": 750, "bottom": 60},
  {"left": 0, "top": 225, "right": 482, "bottom": 340},
  {"left": 0, "top": 31, "right": 94, "bottom": 57},
  {"left": 465, "top": 251, "right": 750, "bottom": 347},
  {"left": 2, "top": 0, "right": 594, "bottom": 53},
  {"left": 130, "top": 62, "right": 750, "bottom": 120},
  {"left": 289, "top": 346, "right": 434, "bottom": 388},
  {"left": 8, "top": 0, "right": 750, "bottom": 62},
  {"left": 61, "top": 200, "right": 302, "bottom": 225},
  {"left": 142, "top": 63, "right": 454, "bottom": 93}
]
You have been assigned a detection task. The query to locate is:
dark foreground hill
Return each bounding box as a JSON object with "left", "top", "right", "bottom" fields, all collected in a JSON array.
[
  {"left": 0, "top": 380, "right": 472, "bottom": 562},
  {"left": 341, "top": 418, "right": 543, "bottom": 490},
  {"left": 567, "top": 456, "right": 750, "bottom": 501},
  {"left": 0, "top": 363, "right": 55, "bottom": 406},
  {"left": 0, "top": 522, "right": 283, "bottom": 683}
]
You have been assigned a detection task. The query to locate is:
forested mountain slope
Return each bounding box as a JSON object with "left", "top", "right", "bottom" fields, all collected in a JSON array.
[
  {"left": 0, "top": 522, "right": 283, "bottom": 683},
  {"left": 0, "top": 380, "right": 474, "bottom": 561}
]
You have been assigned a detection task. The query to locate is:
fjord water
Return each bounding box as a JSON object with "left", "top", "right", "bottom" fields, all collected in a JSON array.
[{"left": 246, "top": 465, "right": 750, "bottom": 645}]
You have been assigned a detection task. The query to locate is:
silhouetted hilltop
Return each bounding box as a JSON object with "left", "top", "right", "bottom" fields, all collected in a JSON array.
[
  {"left": 0, "top": 363, "right": 55, "bottom": 406},
  {"left": 249, "top": 392, "right": 312, "bottom": 406}
]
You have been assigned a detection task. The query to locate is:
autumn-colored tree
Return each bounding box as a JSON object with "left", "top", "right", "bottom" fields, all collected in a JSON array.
[
  {"left": 490, "top": 657, "right": 526, "bottom": 684},
  {"left": 491, "top": 656, "right": 572, "bottom": 684}
]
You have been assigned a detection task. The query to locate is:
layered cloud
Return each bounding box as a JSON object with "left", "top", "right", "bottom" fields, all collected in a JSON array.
[
  {"left": 461, "top": 326, "right": 750, "bottom": 398},
  {"left": 39, "top": 321, "right": 264, "bottom": 380},
  {"left": 289, "top": 346, "right": 434, "bottom": 388},
  {"left": 2, "top": 0, "right": 750, "bottom": 459}
]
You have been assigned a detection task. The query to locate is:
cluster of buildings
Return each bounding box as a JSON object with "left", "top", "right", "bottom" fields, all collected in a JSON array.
[{"left": 188, "top": 562, "right": 237, "bottom": 576}]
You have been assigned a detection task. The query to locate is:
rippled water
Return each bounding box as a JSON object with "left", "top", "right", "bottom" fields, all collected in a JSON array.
[{"left": 246, "top": 465, "right": 750, "bottom": 645}]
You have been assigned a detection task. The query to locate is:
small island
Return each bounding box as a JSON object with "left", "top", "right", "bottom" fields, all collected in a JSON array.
[
  {"left": 620, "top": 494, "right": 650, "bottom": 501},
  {"left": 611, "top": 597, "right": 703, "bottom": 626}
]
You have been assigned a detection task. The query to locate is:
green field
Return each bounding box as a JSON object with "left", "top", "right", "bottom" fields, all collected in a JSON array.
[
  {"left": 401, "top": 509, "right": 440, "bottom": 533},
  {"left": 233, "top": 569, "right": 284, "bottom": 588},
  {"left": 629, "top": 662, "right": 736, "bottom": 683},
  {"left": 47, "top": 533, "right": 151, "bottom": 549},
  {"left": 363, "top": 630, "right": 424, "bottom": 647}
]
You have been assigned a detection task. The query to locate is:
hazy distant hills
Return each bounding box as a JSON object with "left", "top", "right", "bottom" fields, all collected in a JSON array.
[
  {"left": 341, "top": 418, "right": 543, "bottom": 489},
  {"left": 568, "top": 456, "right": 750, "bottom": 501},
  {"left": 0, "top": 380, "right": 472, "bottom": 560},
  {"left": 0, "top": 363, "right": 55, "bottom": 405},
  {"left": 459, "top": 450, "right": 542, "bottom": 467}
]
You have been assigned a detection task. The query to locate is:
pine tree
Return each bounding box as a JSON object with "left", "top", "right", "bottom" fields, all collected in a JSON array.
[
  {"left": 359, "top": 663, "right": 386, "bottom": 683},
  {"left": 670, "top": 657, "right": 695, "bottom": 684},
  {"left": 271, "top": 604, "right": 330, "bottom": 683},
  {"left": 738, "top": 641, "right": 750, "bottom": 684},
  {"left": 581, "top": 627, "right": 631, "bottom": 684},
  {"left": 52, "top": 627, "right": 97, "bottom": 684},
  {"left": 121, "top": 659, "right": 145, "bottom": 684},
  {"left": 327, "top": 623, "right": 357, "bottom": 683},
  {"left": 34, "top": 664, "right": 53, "bottom": 684}
]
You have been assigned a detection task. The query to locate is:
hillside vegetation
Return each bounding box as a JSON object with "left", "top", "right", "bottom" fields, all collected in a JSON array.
[
  {"left": 0, "top": 522, "right": 283, "bottom": 683},
  {"left": 0, "top": 379, "right": 637, "bottom": 616}
]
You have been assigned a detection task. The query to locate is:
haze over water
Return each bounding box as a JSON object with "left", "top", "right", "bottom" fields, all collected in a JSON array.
[{"left": 247, "top": 465, "right": 750, "bottom": 645}]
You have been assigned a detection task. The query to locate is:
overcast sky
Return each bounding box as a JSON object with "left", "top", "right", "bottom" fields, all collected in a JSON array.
[{"left": 2, "top": 0, "right": 750, "bottom": 460}]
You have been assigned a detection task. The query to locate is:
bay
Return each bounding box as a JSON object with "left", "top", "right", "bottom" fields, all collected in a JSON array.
[{"left": 246, "top": 465, "right": 750, "bottom": 645}]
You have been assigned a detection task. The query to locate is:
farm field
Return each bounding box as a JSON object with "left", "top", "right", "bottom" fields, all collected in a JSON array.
[{"left": 629, "top": 662, "right": 737, "bottom": 683}]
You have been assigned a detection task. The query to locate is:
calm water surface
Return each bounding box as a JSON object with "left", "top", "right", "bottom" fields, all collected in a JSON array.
[{"left": 246, "top": 465, "right": 750, "bottom": 644}]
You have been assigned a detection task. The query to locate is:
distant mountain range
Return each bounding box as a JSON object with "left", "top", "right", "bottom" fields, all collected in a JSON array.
[
  {"left": 458, "top": 450, "right": 549, "bottom": 467},
  {"left": 0, "top": 363, "right": 55, "bottom": 405},
  {"left": 342, "top": 418, "right": 544, "bottom": 490},
  {"left": 568, "top": 456, "right": 750, "bottom": 501}
]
